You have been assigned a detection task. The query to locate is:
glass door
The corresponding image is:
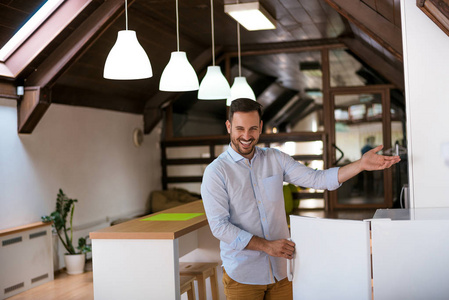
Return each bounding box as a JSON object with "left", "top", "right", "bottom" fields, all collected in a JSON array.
[{"left": 329, "top": 90, "right": 393, "bottom": 209}]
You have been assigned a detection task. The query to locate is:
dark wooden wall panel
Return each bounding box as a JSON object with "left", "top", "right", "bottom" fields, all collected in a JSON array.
[{"left": 376, "top": 0, "right": 395, "bottom": 24}]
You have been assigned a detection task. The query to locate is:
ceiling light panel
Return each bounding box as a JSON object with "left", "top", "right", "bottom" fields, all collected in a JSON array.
[{"left": 225, "top": 2, "right": 276, "bottom": 31}]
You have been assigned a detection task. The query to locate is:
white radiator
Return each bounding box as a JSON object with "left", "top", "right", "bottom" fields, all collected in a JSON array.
[{"left": 0, "top": 223, "right": 54, "bottom": 299}]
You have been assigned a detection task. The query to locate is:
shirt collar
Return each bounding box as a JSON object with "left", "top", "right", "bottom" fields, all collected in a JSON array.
[{"left": 227, "top": 144, "right": 262, "bottom": 163}]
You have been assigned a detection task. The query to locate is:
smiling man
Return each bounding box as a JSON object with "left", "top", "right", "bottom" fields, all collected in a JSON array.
[{"left": 201, "top": 98, "right": 400, "bottom": 300}]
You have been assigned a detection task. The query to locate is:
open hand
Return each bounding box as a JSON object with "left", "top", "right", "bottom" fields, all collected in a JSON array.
[{"left": 361, "top": 145, "right": 401, "bottom": 171}]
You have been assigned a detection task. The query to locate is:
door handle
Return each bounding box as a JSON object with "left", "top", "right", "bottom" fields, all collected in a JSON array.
[{"left": 287, "top": 238, "right": 294, "bottom": 281}]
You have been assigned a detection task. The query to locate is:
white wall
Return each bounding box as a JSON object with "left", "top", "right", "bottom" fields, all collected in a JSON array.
[
  {"left": 0, "top": 99, "right": 161, "bottom": 265},
  {"left": 401, "top": 0, "right": 449, "bottom": 208}
]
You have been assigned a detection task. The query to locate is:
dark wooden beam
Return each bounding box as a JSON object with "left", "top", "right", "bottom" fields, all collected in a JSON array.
[
  {"left": 341, "top": 37, "right": 404, "bottom": 90},
  {"left": 329, "top": 84, "right": 395, "bottom": 94},
  {"left": 18, "top": 87, "right": 51, "bottom": 134},
  {"left": 324, "top": 0, "right": 403, "bottom": 61},
  {"left": 0, "top": 82, "right": 18, "bottom": 100},
  {"left": 225, "top": 38, "right": 345, "bottom": 57}
]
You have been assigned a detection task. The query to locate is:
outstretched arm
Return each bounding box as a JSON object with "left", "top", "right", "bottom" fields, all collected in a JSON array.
[{"left": 338, "top": 145, "right": 401, "bottom": 184}]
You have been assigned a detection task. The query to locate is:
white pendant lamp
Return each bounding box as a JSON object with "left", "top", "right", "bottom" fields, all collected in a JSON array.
[
  {"left": 198, "top": 0, "right": 231, "bottom": 100},
  {"left": 104, "top": 0, "right": 152, "bottom": 80},
  {"left": 160, "top": 0, "right": 199, "bottom": 92},
  {"left": 227, "top": 20, "right": 255, "bottom": 106},
  {"left": 226, "top": 77, "right": 256, "bottom": 105}
]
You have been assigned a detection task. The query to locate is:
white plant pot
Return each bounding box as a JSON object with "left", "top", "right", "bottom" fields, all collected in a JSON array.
[{"left": 64, "top": 253, "right": 86, "bottom": 275}]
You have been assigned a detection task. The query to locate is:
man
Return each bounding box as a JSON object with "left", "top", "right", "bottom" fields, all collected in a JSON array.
[{"left": 201, "top": 98, "right": 400, "bottom": 299}]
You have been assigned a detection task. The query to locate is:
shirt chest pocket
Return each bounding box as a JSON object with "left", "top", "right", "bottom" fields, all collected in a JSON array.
[{"left": 262, "top": 174, "right": 283, "bottom": 202}]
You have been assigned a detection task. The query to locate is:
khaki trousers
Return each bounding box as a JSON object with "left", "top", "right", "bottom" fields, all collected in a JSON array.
[{"left": 222, "top": 268, "right": 293, "bottom": 300}]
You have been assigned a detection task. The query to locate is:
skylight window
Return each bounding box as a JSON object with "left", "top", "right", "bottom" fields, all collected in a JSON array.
[{"left": 0, "top": 0, "right": 64, "bottom": 62}]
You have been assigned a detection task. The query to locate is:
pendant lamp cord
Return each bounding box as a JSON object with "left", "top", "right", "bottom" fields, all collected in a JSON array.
[
  {"left": 237, "top": 23, "right": 241, "bottom": 77},
  {"left": 125, "top": 0, "right": 128, "bottom": 31},
  {"left": 176, "top": 0, "right": 180, "bottom": 51},
  {"left": 210, "top": 0, "right": 215, "bottom": 66},
  {"left": 236, "top": 0, "right": 241, "bottom": 76}
]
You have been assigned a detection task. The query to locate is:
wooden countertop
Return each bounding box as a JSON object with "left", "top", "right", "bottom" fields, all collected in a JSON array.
[{"left": 90, "top": 200, "right": 208, "bottom": 240}]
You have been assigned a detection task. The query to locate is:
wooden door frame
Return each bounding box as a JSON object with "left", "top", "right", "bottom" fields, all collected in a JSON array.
[{"left": 324, "top": 84, "right": 395, "bottom": 210}]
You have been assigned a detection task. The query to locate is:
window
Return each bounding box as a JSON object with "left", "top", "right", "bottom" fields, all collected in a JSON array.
[{"left": 0, "top": 0, "right": 64, "bottom": 62}]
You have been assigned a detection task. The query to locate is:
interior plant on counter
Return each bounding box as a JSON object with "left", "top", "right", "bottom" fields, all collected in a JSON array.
[{"left": 42, "top": 189, "right": 91, "bottom": 275}]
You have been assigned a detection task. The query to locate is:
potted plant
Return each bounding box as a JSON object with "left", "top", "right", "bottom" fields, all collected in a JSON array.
[{"left": 42, "top": 189, "right": 91, "bottom": 275}]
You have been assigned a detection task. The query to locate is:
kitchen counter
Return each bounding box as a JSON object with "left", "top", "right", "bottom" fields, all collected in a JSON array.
[
  {"left": 89, "top": 200, "right": 222, "bottom": 300},
  {"left": 90, "top": 200, "right": 207, "bottom": 240}
]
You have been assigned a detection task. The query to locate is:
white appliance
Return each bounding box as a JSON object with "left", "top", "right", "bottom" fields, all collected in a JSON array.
[
  {"left": 289, "top": 208, "right": 449, "bottom": 300},
  {"left": 289, "top": 216, "right": 372, "bottom": 300}
]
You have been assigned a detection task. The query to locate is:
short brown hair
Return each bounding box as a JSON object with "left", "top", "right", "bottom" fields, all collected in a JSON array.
[{"left": 228, "top": 98, "right": 263, "bottom": 122}]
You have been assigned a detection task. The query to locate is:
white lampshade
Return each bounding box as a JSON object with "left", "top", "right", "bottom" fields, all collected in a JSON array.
[
  {"left": 226, "top": 76, "right": 256, "bottom": 106},
  {"left": 159, "top": 51, "right": 199, "bottom": 92},
  {"left": 198, "top": 66, "right": 231, "bottom": 100},
  {"left": 104, "top": 30, "right": 152, "bottom": 80}
]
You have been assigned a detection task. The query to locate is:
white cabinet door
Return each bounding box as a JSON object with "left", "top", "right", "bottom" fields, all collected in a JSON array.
[
  {"left": 371, "top": 219, "right": 449, "bottom": 300},
  {"left": 289, "top": 216, "right": 371, "bottom": 300}
]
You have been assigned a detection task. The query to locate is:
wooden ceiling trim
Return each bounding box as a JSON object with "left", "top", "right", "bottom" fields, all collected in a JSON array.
[
  {"left": 18, "top": 86, "right": 50, "bottom": 134},
  {"left": 324, "top": 0, "right": 403, "bottom": 61},
  {"left": 341, "top": 37, "right": 404, "bottom": 90},
  {"left": 417, "top": 0, "right": 449, "bottom": 38}
]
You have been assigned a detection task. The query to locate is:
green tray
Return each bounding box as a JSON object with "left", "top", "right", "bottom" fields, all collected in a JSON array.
[{"left": 141, "top": 213, "right": 204, "bottom": 221}]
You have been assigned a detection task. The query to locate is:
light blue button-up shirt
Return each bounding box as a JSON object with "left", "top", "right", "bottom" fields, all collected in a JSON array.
[{"left": 201, "top": 145, "right": 341, "bottom": 285}]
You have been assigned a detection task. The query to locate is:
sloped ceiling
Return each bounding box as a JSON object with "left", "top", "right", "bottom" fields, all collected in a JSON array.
[{"left": 0, "top": 0, "right": 404, "bottom": 134}]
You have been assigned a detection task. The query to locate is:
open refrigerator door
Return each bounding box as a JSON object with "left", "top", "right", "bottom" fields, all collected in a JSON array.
[{"left": 289, "top": 215, "right": 372, "bottom": 300}]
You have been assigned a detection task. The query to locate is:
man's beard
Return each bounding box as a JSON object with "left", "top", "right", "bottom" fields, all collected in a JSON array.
[{"left": 231, "top": 136, "right": 257, "bottom": 157}]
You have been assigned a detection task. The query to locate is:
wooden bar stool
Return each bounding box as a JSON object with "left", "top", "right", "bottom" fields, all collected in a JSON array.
[
  {"left": 180, "top": 275, "right": 196, "bottom": 300},
  {"left": 179, "top": 262, "right": 219, "bottom": 300}
]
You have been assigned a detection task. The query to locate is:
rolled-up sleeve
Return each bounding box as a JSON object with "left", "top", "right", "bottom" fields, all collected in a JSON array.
[{"left": 201, "top": 164, "right": 253, "bottom": 250}]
